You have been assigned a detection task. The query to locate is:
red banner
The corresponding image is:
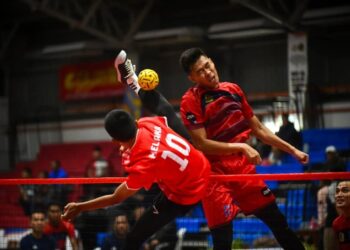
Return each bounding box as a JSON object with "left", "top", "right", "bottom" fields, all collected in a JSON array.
[{"left": 59, "top": 60, "right": 125, "bottom": 101}]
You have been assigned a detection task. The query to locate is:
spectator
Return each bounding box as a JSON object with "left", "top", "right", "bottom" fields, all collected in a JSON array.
[
  {"left": 44, "top": 203, "right": 78, "bottom": 250},
  {"left": 308, "top": 145, "right": 346, "bottom": 173},
  {"left": 272, "top": 113, "right": 302, "bottom": 164},
  {"left": 48, "top": 160, "right": 71, "bottom": 206},
  {"left": 101, "top": 213, "right": 129, "bottom": 250},
  {"left": 85, "top": 146, "right": 113, "bottom": 178},
  {"left": 333, "top": 180, "right": 350, "bottom": 250},
  {"left": 35, "top": 170, "right": 52, "bottom": 211},
  {"left": 19, "top": 167, "right": 35, "bottom": 216},
  {"left": 321, "top": 181, "right": 338, "bottom": 250},
  {"left": 20, "top": 210, "right": 56, "bottom": 250},
  {"left": 84, "top": 146, "right": 115, "bottom": 198},
  {"left": 316, "top": 146, "right": 346, "bottom": 249},
  {"left": 48, "top": 160, "right": 68, "bottom": 178},
  {"left": 323, "top": 146, "right": 347, "bottom": 173}
]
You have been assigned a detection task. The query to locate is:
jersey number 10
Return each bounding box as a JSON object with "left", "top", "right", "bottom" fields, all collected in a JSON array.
[{"left": 161, "top": 133, "right": 190, "bottom": 172}]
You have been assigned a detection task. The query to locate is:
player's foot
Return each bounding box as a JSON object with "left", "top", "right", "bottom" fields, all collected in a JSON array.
[{"left": 114, "top": 50, "right": 140, "bottom": 93}]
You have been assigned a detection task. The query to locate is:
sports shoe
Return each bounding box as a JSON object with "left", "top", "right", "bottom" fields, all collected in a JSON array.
[{"left": 114, "top": 50, "right": 140, "bottom": 93}]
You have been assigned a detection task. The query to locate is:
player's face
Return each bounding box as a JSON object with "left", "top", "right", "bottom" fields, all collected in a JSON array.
[
  {"left": 335, "top": 181, "right": 350, "bottom": 208},
  {"left": 188, "top": 55, "right": 219, "bottom": 89},
  {"left": 31, "top": 212, "right": 46, "bottom": 233}
]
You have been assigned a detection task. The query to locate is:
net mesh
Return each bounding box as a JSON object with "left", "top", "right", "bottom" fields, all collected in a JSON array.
[{"left": 0, "top": 173, "right": 349, "bottom": 250}]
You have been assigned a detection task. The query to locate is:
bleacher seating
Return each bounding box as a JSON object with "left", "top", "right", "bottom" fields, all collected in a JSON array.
[
  {"left": 302, "top": 128, "right": 350, "bottom": 164},
  {"left": 35, "top": 141, "right": 122, "bottom": 177},
  {"left": 0, "top": 140, "right": 122, "bottom": 230}
]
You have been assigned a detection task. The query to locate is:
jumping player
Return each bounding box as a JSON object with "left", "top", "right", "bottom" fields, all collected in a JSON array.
[
  {"left": 114, "top": 49, "right": 309, "bottom": 249},
  {"left": 61, "top": 108, "right": 211, "bottom": 249},
  {"left": 179, "top": 47, "right": 309, "bottom": 250}
]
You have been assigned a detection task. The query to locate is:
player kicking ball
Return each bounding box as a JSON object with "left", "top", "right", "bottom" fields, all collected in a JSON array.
[
  {"left": 113, "top": 50, "right": 308, "bottom": 250},
  {"left": 61, "top": 51, "right": 211, "bottom": 250}
]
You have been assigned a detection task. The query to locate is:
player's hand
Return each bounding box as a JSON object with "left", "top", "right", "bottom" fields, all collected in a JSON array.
[
  {"left": 61, "top": 202, "right": 81, "bottom": 221},
  {"left": 294, "top": 150, "right": 309, "bottom": 164},
  {"left": 242, "top": 144, "right": 262, "bottom": 165}
]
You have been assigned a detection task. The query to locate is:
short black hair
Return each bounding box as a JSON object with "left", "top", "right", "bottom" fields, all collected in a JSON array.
[
  {"left": 104, "top": 109, "right": 137, "bottom": 141},
  {"left": 179, "top": 47, "right": 207, "bottom": 74},
  {"left": 30, "top": 209, "right": 46, "bottom": 218},
  {"left": 47, "top": 202, "right": 62, "bottom": 211}
]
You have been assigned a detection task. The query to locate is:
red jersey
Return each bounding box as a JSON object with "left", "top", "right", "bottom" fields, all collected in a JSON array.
[
  {"left": 122, "top": 116, "right": 210, "bottom": 205},
  {"left": 333, "top": 214, "right": 350, "bottom": 250},
  {"left": 180, "top": 82, "right": 253, "bottom": 143},
  {"left": 44, "top": 221, "right": 76, "bottom": 250}
]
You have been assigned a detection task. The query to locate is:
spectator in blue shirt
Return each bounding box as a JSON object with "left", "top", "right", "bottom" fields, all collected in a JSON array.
[{"left": 48, "top": 160, "right": 68, "bottom": 178}]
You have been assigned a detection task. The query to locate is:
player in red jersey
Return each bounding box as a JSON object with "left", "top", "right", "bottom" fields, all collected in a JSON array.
[
  {"left": 333, "top": 181, "right": 350, "bottom": 250},
  {"left": 62, "top": 108, "right": 211, "bottom": 250},
  {"left": 111, "top": 49, "right": 308, "bottom": 250},
  {"left": 178, "top": 47, "right": 309, "bottom": 250},
  {"left": 44, "top": 203, "right": 78, "bottom": 250}
]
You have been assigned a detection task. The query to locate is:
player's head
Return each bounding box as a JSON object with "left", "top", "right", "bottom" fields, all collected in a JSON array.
[
  {"left": 104, "top": 109, "right": 137, "bottom": 142},
  {"left": 335, "top": 181, "right": 350, "bottom": 210},
  {"left": 179, "top": 47, "right": 207, "bottom": 74},
  {"left": 179, "top": 47, "right": 219, "bottom": 88}
]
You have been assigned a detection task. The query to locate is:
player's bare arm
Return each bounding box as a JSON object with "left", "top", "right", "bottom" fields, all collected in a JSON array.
[
  {"left": 188, "top": 127, "right": 262, "bottom": 164},
  {"left": 61, "top": 182, "right": 137, "bottom": 221},
  {"left": 248, "top": 115, "right": 309, "bottom": 164}
]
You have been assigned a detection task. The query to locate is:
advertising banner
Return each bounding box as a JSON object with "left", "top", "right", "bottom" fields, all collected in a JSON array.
[{"left": 60, "top": 60, "right": 124, "bottom": 101}]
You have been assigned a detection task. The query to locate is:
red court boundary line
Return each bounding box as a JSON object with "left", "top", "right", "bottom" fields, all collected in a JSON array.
[{"left": 1, "top": 172, "right": 350, "bottom": 185}]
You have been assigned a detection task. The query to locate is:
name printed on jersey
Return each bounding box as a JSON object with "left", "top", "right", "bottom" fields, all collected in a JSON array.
[{"left": 149, "top": 125, "right": 162, "bottom": 159}]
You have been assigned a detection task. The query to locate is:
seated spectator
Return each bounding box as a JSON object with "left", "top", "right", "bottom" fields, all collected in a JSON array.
[
  {"left": 19, "top": 167, "right": 35, "bottom": 216},
  {"left": 35, "top": 170, "right": 52, "bottom": 211},
  {"left": 20, "top": 210, "right": 56, "bottom": 250},
  {"left": 315, "top": 146, "right": 347, "bottom": 249},
  {"left": 321, "top": 181, "right": 338, "bottom": 250},
  {"left": 84, "top": 146, "right": 115, "bottom": 198},
  {"left": 85, "top": 146, "right": 113, "bottom": 178},
  {"left": 49, "top": 160, "right": 68, "bottom": 178},
  {"left": 48, "top": 160, "right": 71, "bottom": 206},
  {"left": 308, "top": 145, "right": 347, "bottom": 173},
  {"left": 101, "top": 213, "right": 129, "bottom": 250},
  {"left": 333, "top": 180, "right": 350, "bottom": 250},
  {"left": 323, "top": 146, "right": 347, "bottom": 173},
  {"left": 44, "top": 203, "right": 79, "bottom": 250}
]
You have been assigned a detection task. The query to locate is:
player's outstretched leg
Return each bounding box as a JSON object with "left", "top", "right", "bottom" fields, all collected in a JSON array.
[
  {"left": 114, "top": 50, "right": 141, "bottom": 94},
  {"left": 114, "top": 50, "right": 191, "bottom": 142}
]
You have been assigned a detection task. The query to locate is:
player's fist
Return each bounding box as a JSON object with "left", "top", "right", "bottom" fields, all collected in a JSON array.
[{"left": 61, "top": 202, "right": 81, "bottom": 221}]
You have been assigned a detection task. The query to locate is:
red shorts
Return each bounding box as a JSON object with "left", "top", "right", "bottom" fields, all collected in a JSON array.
[{"left": 202, "top": 154, "right": 275, "bottom": 228}]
